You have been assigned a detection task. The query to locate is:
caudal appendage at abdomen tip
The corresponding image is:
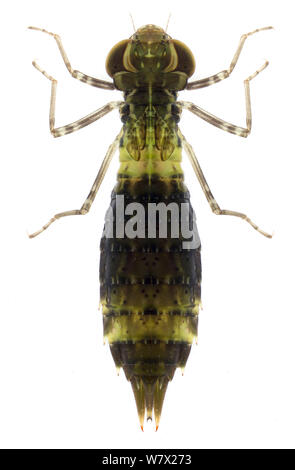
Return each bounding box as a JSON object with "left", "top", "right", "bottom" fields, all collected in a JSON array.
[{"left": 139, "top": 419, "right": 160, "bottom": 432}]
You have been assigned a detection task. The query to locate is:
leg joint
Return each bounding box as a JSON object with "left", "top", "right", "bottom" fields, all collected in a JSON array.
[
  {"left": 80, "top": 205, "right": 90, "bottom": 215},
  {"left": 212, "top": 205, "right": 221, "bottom": 215}
]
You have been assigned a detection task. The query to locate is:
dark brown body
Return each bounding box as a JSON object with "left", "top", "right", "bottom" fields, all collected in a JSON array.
[{"left": 28, "top": 20, "right": 272, "bottom": 431}]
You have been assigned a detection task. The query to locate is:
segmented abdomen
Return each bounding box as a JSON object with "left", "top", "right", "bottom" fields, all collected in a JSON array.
[{"left": 99, "top": 171, "right": 201, "bottom": 427}]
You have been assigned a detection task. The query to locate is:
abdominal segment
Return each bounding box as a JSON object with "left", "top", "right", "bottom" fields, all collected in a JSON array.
[{"left": 99, "top": 175, "right": 201, "bottom": 429}]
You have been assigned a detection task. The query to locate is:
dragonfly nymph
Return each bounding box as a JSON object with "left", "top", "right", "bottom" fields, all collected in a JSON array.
[{"left": 29, "top": 23, "right": 272, "bottom": 430}]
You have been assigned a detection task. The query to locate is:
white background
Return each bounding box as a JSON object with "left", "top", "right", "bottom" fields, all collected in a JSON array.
[{"left": 0, "top": 0, "right": 294, "bottom": 449}]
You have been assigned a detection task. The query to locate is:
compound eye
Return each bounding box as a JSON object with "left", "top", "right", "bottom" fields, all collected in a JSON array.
[
  {"left": 106, "top": 40, "right": 129, "bottom": 77},
  {"left": 171, "top": 40, "right": 196, "bottom": 77}
]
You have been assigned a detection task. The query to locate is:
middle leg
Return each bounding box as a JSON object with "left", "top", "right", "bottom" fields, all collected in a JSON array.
[
  {"left": 32, "top": 60, "right": 122, "bottom": 137},
  {"left": 179, "top": 60, "right": 269, "bottom": 137}
]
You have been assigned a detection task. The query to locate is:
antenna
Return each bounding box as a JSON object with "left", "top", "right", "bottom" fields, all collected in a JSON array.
[
  {"left": 129, "top": 13, "right": 136, "bottom": 33},
  {"left": 165, "top": 13, "right": 172, "bottom": 33}
]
